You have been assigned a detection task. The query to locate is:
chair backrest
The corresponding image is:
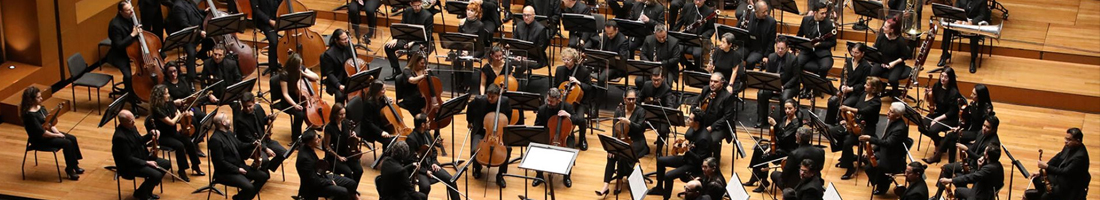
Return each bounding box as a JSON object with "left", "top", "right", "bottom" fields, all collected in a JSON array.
[{"left": 67, "top": 53, "right": 88, "bottom": 80}]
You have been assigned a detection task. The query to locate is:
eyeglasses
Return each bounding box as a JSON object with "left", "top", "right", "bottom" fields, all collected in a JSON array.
[{"left": 625, "top": 98, "right": 636, "bottom": 101}]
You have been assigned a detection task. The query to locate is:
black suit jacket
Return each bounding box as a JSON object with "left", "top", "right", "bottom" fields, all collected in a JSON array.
[
  {"left": 1042, "top": 145, "right": 1090, "bottom": 199},
  {"left": 378, "top": 157, "right": 419, "bottom": 200},
  {"left": 251, "top": 0, "right": 282, "bottom": 31},
  {"left": 296, "top": 147, "right": 335, "bottom": 189},
  {"left": 869, "top": 119, "right": 908, "bottom": 173},
  {"left": 233, "top": 104, "right": 269, "bottom": 143},
  {"left": 745, "top": 14, "right": 777, "bottom": 55},
  {"left": 766, "top": 52, "right": 801, "bottom": 91},
  {"left": 166, "top": 0, "right": 204, "bottom": 34},
  {"left": 209, "top": 129, "right": 254, "bottom": 178},
  {"left": 900, "top": 178, "right": 929, "bottom": 200},
  {"left": 795, "top": 16, "right": 837, "bottom": 58},
  {"left": 842, "top": 57, "right": 873, "bottom": 96},
  {"left": 642, "top": 35, "right": 682, "bottom": 74},
  {"left": 786, "top": 175, "right": 824, "bottom": 200},
  {"left": 201, "top": 58, "right": 241, "bottom": 97},
  {"left": 528, "top": 0, "right": 563, "bottom": 27},
  {"left": 691, "top": 87, "right": 732, "bottom": 139},
  {"left": 112, "top": 126, "right": 154, "bottom": 177},
  {"left": 398, "top": 8, "right": 435, "bottom": 45},
  {"left": 585, "top": 32, "right": 630, "bottom": 57},
  {"left": 479, "top": 0, "right": 502, "bottom": 32},
  {"left": 514, "top": 21, "right": 549, "bottom": 67},
  {"left": 466, "top": 96, "right": 513, "bottom": 133},
  {"left": 780, "top": 144, "right": 825, "bottom": 188},
  {"left": 108, "top": 14, "right": 137, "bottom": 65},
  {"left": 321, "top": 45, "right": 353, "bottom": 92},
  {"left": 638, "top": 80, "right": 673, "bottom": 107},
  {"left": 964, "top": 133, "right": 1000, "bottom": 167},
  {"left": 957, "top": 0, "right": 991, "bottom": 23},
  {"left": 629, "top": 2, "right": 666, "bottom": 29},
  {"left": 953, "top": 161, "right": 1004, "bottom": 200}
]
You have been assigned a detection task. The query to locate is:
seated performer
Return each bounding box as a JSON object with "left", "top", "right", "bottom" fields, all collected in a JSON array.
[
  {"left": 794, "top": 2, "right": 837, "bottom": 78},
  {"left": 551, "top": 48, "right": 593, "bottom": 150},
  {"left": 756, "top": 37, "right": 799, "bottom": 128},
  {"left": 895, "top": 162, "right": 930, "bottom": 200},
  {"left": 357, "top": 81, "right": 397, "bottom": 146},
  {"left": 745, "top": 99, "right": 802, "bottom": 193},
  {"left": 383, "top": 0, "right": 434, "bottom": 80},
  {"left": 321, "top": 29, "right": 355, "bottom": 103},
  {"left": 638, "top": 24, "right": 682, "bottom": 88},
  {"left": 323, "top": 103, "right": 365, "bottom": 184},
  {"left": 1024, "top": 128, "right": 1090, "bottom": 200},
  {"left": 596, "top": 89, "right": 650, "bottom": 196},
  {"left": 859, "top": 102, "right": 911, "bottom": 195},
  {"left": 922, "top": 67, "right": 963, "bottom": 163},
  {"left": 937, "top": 0, "right": 991, "bottom": 73},
  {"left": 560, "top": 0, "right": 592, "bottom": 48},
  {"left": 709, "top": 33, "right": 746, "bottom": 92},
  {"left": 347, "top": 0, "right": 382, "bottom": 40},
  {"left": 937, "top": 144, "right": 1004, "bottom": 200},
  {"left": 149, "top": 84, "right": 204, "bottom": 181},
  {"left": 479, "top": 46, "right": 516, "bottom": 95},
  {"left": 782, "top": 160, "right": 825, "bottom": 200},
  {"left": 163, "top": 64, "right": 212, "bottom": 150},
  {"left": 209, "top": 112, "right": 271, "bottom": 200},
  {"left": 647, "top": 120, "right": 712, "bottom": 200},
  {"left": 166, "top": 0, "right": 207, "bottom": 81},
  {"left": 871, "top": 17, "right": 912, "bottom": 92},
  {"left": 233, "top": 92, "right": 288, "bottom": 172},
  {"left": 830, "top": 77, "right": 884, "bottom": 179},
  {"left": 688, "top": 73, "right": 734, "bottom": 162},
  {"left": 825, "top": 42, "right": 873, "bottom": 124},
  {"left": 251, "top": 0, "right": 282, "bottom": 69},
  {"left": 769, "top": 127, "right": 825, "bottom": 191},
  {"left": 395, "top": 53, "right": 430, "bottom": 117},
  {"left": 743, "top": 0, "right": 777, "bottom": 70},
  {"left": 296, "top": 127, "right": 360, "bottom": 200},
  {"left": 21, "top": 86, "right": 84, "bottom": 180},
  {"left": 586, "top": 21, "right": 631, "bottom": 85},
  {"left": 406, "top": 114, "right": 460, "bottom": 200},
  {"left": 513, "top": 6, "right": 549, "bottom": 68},
  {"left": 532, "top": 88, "right": 585, "bottom": 187},
  {"left": 454, "top": 2, "right": 489, "bottom": 91},
  {"left": 272, "top": 54, "right": 321, "bottom": 140},
  {"left": 201, "top": 44, "right": 242, "bottom": 98},
  {"left": 932, "top": 115, "right": 1001, "bottom": 199},
  {"left": 377, "top": 141, "right": 427, "bottom": 200},
  {"left": 627, "top": 0, "right": 667, "bottom": 51},
  {"left": 112, "top": 109, "right": 168, "bottom": 200},
  {"left": 465, "top": 84, "right": 513, "bottom": 187},
  {"left": 672, "top": 0, "right": 717, "bottom": 72},
  {"left": 697, "top": 157, "right": 728, "bottom": 199}
]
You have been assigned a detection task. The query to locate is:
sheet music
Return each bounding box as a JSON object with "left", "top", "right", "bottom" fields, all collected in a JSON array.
[
  {"left": 518, "top": 143, "right": 578, "bottom": 175},
  {"left": 629, "top": 165, "right": 648, "bottom": 200},
  {"left": 824, "top": 182, "right": 843, "bottom": 200},
  {"left": 726, "top": 172, "right": 750, "bottom": 200}
]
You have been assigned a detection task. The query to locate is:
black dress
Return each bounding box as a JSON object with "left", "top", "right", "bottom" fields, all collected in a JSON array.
[
  {"left": 270, "top": 73, "right": 307, "bottom": 139},
  {"left": 152, "top": 103, "right": 202, "bottom": 171},
  {"left": 712, "top": 47, "right": 745, "bottom": 91}
]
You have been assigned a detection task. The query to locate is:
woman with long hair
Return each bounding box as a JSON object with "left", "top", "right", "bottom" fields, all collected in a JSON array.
[
  {"left": 921, "top": 67, "right": 961, "bottom": 164},
  {"left": 323, "top": 103, "right": 365, "bottom": 183},
  {"left": 21, "top": 86, "right": 84, "bottom": 180},
  {"left": 272, "top": 53, "right": 320, "bottom": 140},
  {"left": 927, "top": 83, "right": 991, "bottom": 163},
  {"left": 149, "top": 84, "right": 204, "bottom": 181},
  {"left": 395, "top": 53, "right": 429, "bottom": 117}
]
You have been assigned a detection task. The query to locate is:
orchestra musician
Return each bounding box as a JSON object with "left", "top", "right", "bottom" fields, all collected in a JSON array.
[
  {"left": 166, "top": 0, "right": 208, "bottom": 81},
  {"left": 689, "top": 73, "right": 734, "bottom": 161},
  {"left": 475, "top": 0, "right": 503, "bottom": 35},
  {"left": 638, "top": 68, "right": 674, "bottom": 154},
  {"left": 871, "top": 17, "right": 912, "bottom": 92},
  {"left": 745, "top": 99, "right": 801, "bottom": 193},
  {"left": 922, "top": 67, "right": 962, "bottom": 163},
  {"left": 596, "top": 89, "right": 649, "bottom": 196},
  {"left": 251, "top": 0, "right": 283, "bottom": 69},
  {"left": 201, "top": 44, "right": 242, "bottom": 98},
  {"left": 698, "top": 157, "right": 728, "bottom": 199},
  {"left": 756, "top": 37, "right": 799, "bottom": 128},
  {"left": 679, "top": 179, "right": 710, "bottom": 200},
  {"left": 830, "top": 77, "right": 884, "bottom": 179},
  {"left": 932, "top": 115, "right": 1001, "bottom": 199},
  {"left": 673, "top": 0, "right": 717, "bottom": 72},
  {"left": 795, "top": 2, "right": 837, "bottom": 78},
  {"left": 895, "top": 162, "right": 930, "bottom": 200},
  {"left": 296, "top": 127, "right": 361, "bottom": 200},
  {"left": 358, "top": 81, "right": 397, "bottom": 147},
  {"left": 647, "top": 119, "right": 712, "bottom": 200},
  {"left": 479, "top": 46, "right": 515, "bottom": 95},
  {"left": 638, "top": 24, "right": 682, "bottom": 88},
  {"left": 377, "top": 141, "right": 427, "bottom": 200},
  {"left": 22, "top": 86, "right": 85, "bottom": 180},
  {"left": 605, "top": 0, "right": 635, "bottom": 19},
  {"left": 163, "top": 64, "right": 212, "bottom": 151},
  {"left": 781, "top": 159, "right": 825, "bottom": 200},
  {"left": 1025, "top": 128, "right": 1090, "bottom": 200},
  {"left": 770, "top": 127, "right": 825, "bottom": 191},
  {"left": 149, "top": 84, "right": 204, "bottom": 181},
  {"left": 112, "top": 109, "right": 167, "bottom": 200},
  {"left": 271, "top": 54, "right": 320, "bottom": 140},
  {"left": 744, "top": 0, "right": 777, "bottom": 70},
  {"left": 455, "top": 2, "right": 488, "bottom": 91},
  {"left": 347, "top": 0, "right": 382, "bottom": 40},
  {"left": 321, "top": 29, "right": 355, "bottom": 103},
  {"left": 233, "top": 92, "right": 289, "bottom": 172},
  {"left": 936, "top": 143, "right": 1004, "bottom": 200},
  {"left": 957, "top": 84, "right": 993, "bottom": 145},
  {"left": 560, "top": 0, "right": 591, "bottom": 48},
  {"left": 588, "top": 21, "right": 632, "bottom": 86},
  {"left": 825, "top": 43, "right": 873, "bottom": 125},
  {"left": 708, "top": 33, "right": 747, "bottom": 92},
  {"left": 937, "top": 0, "right": 991, "bottom": 73},
  {"left": 209, "top": 112, "right": 271, "bottom": 200},
  {"left": 137, "top": 0, "right": 165, "bottom": 40},
  {"left": 532, "top": 88, "right": 584, "bottom": 187},
  {"left": 465, "top": 84, "right": 513, "bottom": 187},
  {"left": 858, "top": 102, "right": 911, "bottom": 195},
  {"left": 384, "top": 0, "right": 434, "bottom": 80},
  {"left": 406, "top": 114, "right": 460, "bottom": 200},
  {"left": 323, "top": 103, "right": 365, "bottom": 186},
  {"left": 513, "top": 6, "right": 549, "bottom": 68},
  {"left": 395, "top": 53, "right": 429, "bottom": 117},
  {"left": 551, "top": 48, "right": 593, "bottom": 150},
  {"left": 106, "top": 1, "right": 145, "bottom": 112},
  {"left": 627, "top": 0, "right": 667, "bottom": 51}
]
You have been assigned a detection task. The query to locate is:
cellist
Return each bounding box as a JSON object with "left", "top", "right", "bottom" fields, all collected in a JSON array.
[
  {"left": 395, "top": 53, "right": 429, "bottom": 117},
  {"left": 465, "top": 84, "right": 512, "bottom": 188},
  {"left": 106, "top": 1, "right": 144, "bottom": 113},
  {"left": 320, "top": 29, "right": 355, "bottom": 103},
  {"left": 271, "top": 53, "right": 320, "bottom": 140},
  {"left": 323, "top": 103, "right": 364, "bottom": 183},
  {"left": 550, "top": 48, "right": 592, "bottom": 150},
  {"left": 358, "top": 81, "right": 398, "bottom": 147},
  {"left": 531, "top": 88, "right": 583, "bottom": 187}
]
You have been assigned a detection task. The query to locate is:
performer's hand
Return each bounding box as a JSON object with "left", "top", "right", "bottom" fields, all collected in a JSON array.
[
  {"left": 858, "top": 135, "right": 871, "bottom": 142},
  {"left": 200, "top": 31, "right": 206, "bottom": 38},
  {"left": 639, "top": 15, "right": 650, "bottom": 23},
  {"left": 938, "top": 178, "right": 952, "bottom": 185},
  {"left": 1037, "top": 161, "right": 1048, "bottom": 169},
  {"left": 131, "top": 25, "right": 141, "bottom": 37},
  {"left": 557, "top": 110, "right": 571, "bottom": 118},
  {"left": 151, "top": 130, "right": 161, "bottom": 138},
  {"left": 209, "top": 96, "right": 220, "bottom": 104},
  {"left": 761, "top": 57, "right": 769, "bottom": 65},
  {"left": 266, "top": 148, "right": 275, "bottom": 157},
  {"left": 569, "top": 76, "right": 580, "bottom": 84},
  {"left": 767, "top": 116, "right": 777, "bottom": 126},
  {"left": 294, "top": 105, "right": 304, "bottom": 111},
  {"left": 338, "top": 156, "right": 347, "bottom": 162},
  {"left": 173, "top": 99, "right": 185, "bottom": 106},
  {"left": 268, "top": 20, "right": 276, "bottom": 27},
  {"left": 238, "top": 168, "right": 248, "bottom": 174},
  {"left": 146, "top": 161, "right": 158, "bottom": 167},
  {"left": 386, "top": 39, "right": 398, "bottom": 48},
  {"left": 432, "top": 164, "right": 441, "bottom": 172},
  {"left": 955, "top": 143, "right": 968, "bottom": 151}
]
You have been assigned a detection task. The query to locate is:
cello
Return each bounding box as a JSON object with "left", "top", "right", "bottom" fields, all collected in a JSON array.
[
  {"left": 547, "top": 98, "right": 574, "bottom": 147},
  {"left": 491, "top": 63, "right": 520, "bottom": 125},
  {"left": 124, "top": 0, "right": 167, "bottom": 102},
  {"left": 342, "top": 32, "right": 374, "bottom": 98},
  {"left": 381, "top": 97, "right": 415, "bottom": 140},
  {"left": 275, "top": 0, "right": 326, "bottom": 69},
  {"left": 474, "top": 86, "right": 510, "bottom": 169},
  {"left": 557, "top": 65, "right": 585, "bottom": 105},
  {"left": 289, "top": 55, "right": 331, "bottom": 127},
  {"left": 202, "top": 0, "right": 257, "bottom": 76},
  {"left": 415, "top": 54, "right": 452, "bottom": 130}
]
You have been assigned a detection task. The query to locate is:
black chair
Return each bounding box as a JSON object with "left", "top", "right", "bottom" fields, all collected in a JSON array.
[
  {"left": 106, "top": 166, "right": 163, "bottom": 200},
  {"left": 205, "top": 177, "right": 262, "bottom": 200},
  {"left": 21, "top": 141, "right": 63, "bottom": 182},
  {"left": 68, "top": 53, "right": 115, "bottom": 114}
]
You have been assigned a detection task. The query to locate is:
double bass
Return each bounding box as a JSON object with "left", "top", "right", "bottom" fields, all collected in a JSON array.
[
  {"left": 276, "top": 0, "right": 326, "bottom": 69},
  {"left": 202, "top": 0, "right": 257, "bottom": 76},
  {"left": 124, "top": 0, "right": 167, "bottom": 101}
]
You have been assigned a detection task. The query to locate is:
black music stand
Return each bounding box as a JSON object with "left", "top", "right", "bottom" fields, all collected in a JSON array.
[
  {"left": 444, "top": 1, "right": 469, "bottom": 17},
  {"left": 768, "top": 0, "right": 799, "bottom": 32},
  {"left": 163, "top": 26, "right": 201, "bottom": 66},
  {"left": 682, "top": 70, "right": 712, "bottom": 89},
  {"left": 852, "top": 0, "right": 885, "bottom": 40},
  {"left": 219, "top": 78, "right": 257, "bottom": 105},
  {"left": 437, "top": 93, "right": 470, "bottom": 163},
  {"left": 597, "top": 134, "right": 649, "bottom": 189},
  {"left": 99, "top": 93, "right": 131, "bottom": 128},
  {"left": 803, "top": 110, "right": 838, "bottom": 150},
  {"left": 561, "top": 13, "right": 597, "bottom": 33},
  {"left": 744, "top": 71, "right": 782, "bottom": 91},
  {"left": 862, "top": 46, "right": 884, "bottom": 64},
  {"left": 799, "top": 71, "right": 836, "bottom": 114},
  {"left": 641, "top": 103, "right": 685, "bottom": 151},
  {"left": 931, "top": 3, "right": 969, "bottom": 22},
  {"left": 276, "top": 11, "right": 318, "bottom": 31},
  {"left": 439, "top": 33, "right": 477, "bottom": 51},
  {"left": 585, "top": 49, "right": 624, "bottom": 72},
  {"left": 500, "top": 38, "right": 536, "bottom": 56},
  {"left": 624, "top": 59, "right": 662, "bottom": 88},
  {"left": 897, "top": 98, "right": 932, "bottom": 151},
  {"left": 195, "top": 107, "right": 221, "bottom": 143},
  {"left": 390, "top": 23, "right": 428, "bottom": 42},
  {"left": 782, "top": 35, "right": 814, "bottom": 52},
  {"left": 505, "top": 91, "right": 542, "bottom": 111},
  {"left": 1001, "top": 144, "right": 1029, "bottom": 200},
  {"left": 668, "top": 31, "right": 703, "bottom": 47},
  {"left": 205, "top": 13, "right": 247, "bottom": 37},
  {"left": 343, "top": 67, "right": 381, "bottom": 95},
  {"left": 502, "top": 125, "right": 549, "bottom": 198},
  {"left": 717, "top": 25, "right": 753, "bottom": 45},
  {"left": 612, "top": 19, "right": 650, "bottom": 39}
]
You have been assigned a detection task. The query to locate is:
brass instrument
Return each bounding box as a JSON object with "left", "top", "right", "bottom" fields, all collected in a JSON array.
[
  {"left": 901, "top": 0, "right": 926, "bottom": 39},
  {"left": 940, "top": 18, "right": 1002, "bottom": 39}
]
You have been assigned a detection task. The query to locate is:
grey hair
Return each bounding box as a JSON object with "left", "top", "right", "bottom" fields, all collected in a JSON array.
[
  {"left": 655, "top": 24, "right": 668, "bottom": 33},
  {"left": 891, "top": 102, "right": 906, "bottom": 114}
]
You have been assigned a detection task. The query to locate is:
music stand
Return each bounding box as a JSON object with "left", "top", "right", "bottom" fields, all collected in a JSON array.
[
  {"left": 584, "top": 49, "right": 624, "bottom": 83},
  {"left": 206, "top": 13, "right": 247, "bottom": 37},
  {"left": 561, "top": 13, "right": 598, "bottom": 33},
  {"left": 390, "top": 23, "right": 428, "bottom": 42},
  {"left": 682, "top": 70, "right": 712, "bottom": 89},
  {"left": 439, "top": 33, "right": 477, "bottom": 51},
  {"left": 612, "top": 19, "right": 650, "bottom": 38},
  {"left": 505, "top": 91, "right": 542, "bottom": 111},
  {"left": 1001, "top": 144, "right": 1029, "bottom": 200},
  {"left": 725, "top": 171, "right": 751, "bottom": 200},
  {"left": 931, "top": 3, "right": 969, "bottom": 22},
  {"left": 343, "top": 67, "right": 381, "bottom": 94},
  {"left": 852, "top": 0, "right": 886, "bottom": 20},
  {"left": 803, "top": 110, "right": 839, "bottom": 150},
  {"left": 500, "top": 38, "right": 536, "bottom": 56},
  {"left": 163, "top": 26, "right": 201, "bottom": 52},
  {"left": 862, "top": 46, "right": 884, "bottom": 64},
  {"left": 641, "top": 103, "right": 685, "bottom": 127},
  {"left": 717, "top": 25, "right": 754, "bottom": 45},
  {"left": 744, "top": 71, "right": 782, "bottom": 91},
  {"left": 781, "top": 35, "right": 814, "bottom": 52},
  {"left": 627, "top": 165, "right": 649, "bottom": 200},
  {"left": 768, "top": 0, "right": 799, "bottom": 14},
  {"left": 799, "top": 71, "right": 836, "bottom": 114},
  {"left": 99, "top": 93, "right": 131, "bottom": 128},
  {"left": 444, "top": 1, "right": 469, "bottom": 17},
  {"left": 668, "top": 31, "right": 704, "bottom": 47},
  {"left": 896, "top": 98, "right": 931, "bottom": 150},
  {"left": 624, "top": 59, "right": 662, "bottom": 88},
  {"left": 519, "top": 143, "right": 580, "bottom": 200},
  {"left": 196, "top": 107, "right": 221, "bottom": 141},
  {"left": 824, "top": 182, "right": 843, "bottom": 200},
  {"left": 276, "top": 11, "right": 318, "bottom": 31},
  {"left": 597, "top": 134, "right": 644, "bottom": 199},
  {"left": 219, "top": 78, "right": 257, "bottom": 105}
]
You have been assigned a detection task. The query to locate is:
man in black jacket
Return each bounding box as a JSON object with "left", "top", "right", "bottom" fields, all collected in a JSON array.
[
  {"left": 638, "top": 24, "right": 682, "bottom": 88},
  {"left": 377, "top": 141, "right": 425, "bottom": 200},
  {"left": 465, "top": 84, "right": 512, "bottom": 187},
  {"left": 637, "top": 69, "right": 673, "bottom": 154},
  {"left": 201, "top": 45, "right": 241, "bottom": 99},
  {"left": 937, "top": 144, "right": 1004, "bottom": 200},
  {"left": 561, "top": 0, "right": 591, "bottom": 48},
  {"left": 937, "top": 115, "right": 1001, "bottom": 181},
  {"left": 296, "top": 129, "right": 359, "bottom": 200},
  {"left": 627, "top": 0, "right": 666, "bottom": 51},
  {"left": 771, "top": 127, "right": 825, "bottom": 190},
  {"left": 648, "top": 126, "right": 712, "bottom": 200},
  {"left": 1025, "top": 128, "right": 1090, "bottom": 200},
  {"left": 112, "top": 110, "right": 170, "bottom": 200},
  {"left": 405, "top": 115, "right": 459, "bottom": 200},
  {"left": 588, "top": 21, "right": 631, "bottom": 85},
  {"left": 795, "top": 2, "right": 837, "bottom": 78},
  {"left": 826, "top": 42, "right": 873, "bottom": 124},
  {"left": 757, "top": 37, "right": 799, "bottom": 127},
  {"left": 937, "top": 0, "right": 991, "bottom": 73},
  {"left": 383, "top": 0, "right": 434, "bottom": 80},
  {"left": 895, "top": 162, "right": 930, "bottom": 200},
  {"left": 209, "top": 113, "right": 270, "bottom": 200},
  {"left": 688, "top": 73, "right": 734, "bottom": 160},
  {"left": 166, "top": 0, "right": 208, "bottom": 81},
  {"left": 107, "top": 2, "right": 143, "bottom": 111},
  {"left": 672, "top": 0, "right": 717, "bottom": 72},
  {"left": 531, "top": 89, "right": 585, "bottom": 187},
  {"left": 138, "top": 0, "right": 165, "bottom": 40},
  {"left": 783, "top": 159, "right": 824, "bottom": 200},
  {"left": 232, "top": 93, "right": 288, "bottom": 172},
  {"left": 859, "top": 102, "right": 911, "bottom": 194},
  {"left": 744, "top": 0, "right": 776, "bottom": 70},
  {"left": 321, "top": 29, "right": 354, "bottom": 103},
  {"left": 513, "top": 6, "right": 549, "bottom": 68},
  {"left": 251, "top": 0, "right": 282, "bottom": 69}
]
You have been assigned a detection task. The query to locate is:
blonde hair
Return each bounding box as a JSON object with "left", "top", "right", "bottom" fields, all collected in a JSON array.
[{"left": 561, "top": 48, "right": 580, "bottom": 66}]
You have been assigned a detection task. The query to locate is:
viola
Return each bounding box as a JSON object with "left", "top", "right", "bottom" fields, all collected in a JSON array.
[
  {"left": 179, "top": 90, "right": 212, "bottom": 137},
  {"left": 202, "top": 0, "right": 257, "bottom": 76},
  {"left": 342, "top": 120, "right": 365, "bottom": 160},
  {"left": 670, "top": 138, "right": 691, "bottom": 156},
  {"left": 612, "top": 104, "right": 632, "bottom": 145},
  {"left": 842, "top": 110, "right": 863, "bottom": 136},
  {"left": 124, "top": 0, "right": 167, "bottom": 102},
  {"left": 42, "top": 102, "right": 67, "bottom": 131},
  {"left": 276, "top": 0, "right": 326, "bottom": 69}
]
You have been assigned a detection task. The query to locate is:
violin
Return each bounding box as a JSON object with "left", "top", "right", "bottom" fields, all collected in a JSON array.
[
  {"left": 124, "top": 0, "right": 167, "bottom": 102},
  {"left": 276, "top": 0, "right": 325, "bottom": 69},
  {"left": 690, "top": 91, "right": 717, "bottom": 130},
  {"left": 342, "top": 120, "right": 365, "bottom": 160},
  {"left": 42, "top": 102, "right": 67, "bottom": 131},
  {"left": 768, "top": 126, "right": 778, "bottom": 154},
  {"left": 1038, "top": 149, "right": 1053, "bottom": 192},
  {"left": 417, "top": 64, "right": 452, "bottom": 130},
  {"left": 958, "top": 97, "right": 972, "bottom": 129},
  {"left": 670, "top": 138, "right": 692, "bottom": 156},
  {"left": 202, "top": 0, "right": 257, "bottom": 76},
  {"left": 613, "top": 103, "right": 632, "bottom": 145},
  {"left": 179, "top": 91, "right": 213, "bottom": 137},
  {"left": 923, "top": 73, "right": 936, "bottom": 112},
  {"left": 841, "top": 110, "right": 863, "bottom": 136}
]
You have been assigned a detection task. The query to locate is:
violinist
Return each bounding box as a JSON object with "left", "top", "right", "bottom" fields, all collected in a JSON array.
[
  {"left": 465, "top": 84, "right": 512, "bottom": 187},
  {"left": 698, "top": 157, "right": 728, "bottom": 199},
  {"left": 932, "top": 116, "right": 1001, "bottom": 199},
  {"left": 201, "top": 45, "right": 242, "bottom": 98},
  {"left": 688, "top": 73, "right": 733, "bottom": 160},
  {"left": 936, "top": 143, "right": 1003, "bottom": 200},
  {"left": 406, "top": 114, "right": 460, "bottom": 200},
  {"left": 895, "top": 162, "right": 930, "bottom": 200},
  {"left": 150, "top": 84, "right": 204, "bottom": 181},
  {"left": 321, "top": 29, "right": 355, "bottom": 103},
  {"left": 829, "top": 77, "right": 883, "bottom": 180},
  {"left": 106, "top": 1, "right": 143, "bottom": 112},
  {"left": 745, "top": 99, "right": 801, "bottom": 193},
  {"left": 377, "top": 141, "right": 427, "bottom": 200},
  {"left": 166, "top": 0, "right": 207, "bottom": 81},
  {"left": 596, "top": 89, "right": 649, "bottom": 196},
  {"left": 251, "top": 0, "right": 282, "bottom": 69},
  {"left": 323, "top": 103, "right": 364, "bottom": 183},
  {"left": 858, "top": 102, "right": 910, "bottom": 195},
  {"left": 164, "top": 64, "right": 212, "bottom": 149},
  {"left": 209, "top": 113, "right": 271, "bottom": 200},
  {"left": 112, "top": 109, "right": 167, "bottom": 200},
  {"left": 934, "top": 84, "right": 992, "bottom": 164},
  {"left": 647, "top": 120, "right": 712, "bottom": 200},
  {"left": 271, "top": 54, "right": 319, "bottom": 140},
  {"left": 771, "top": 127, "right": 825, "bottom": 191},
  {"left": 233, "top": 92, "right": 288, "bottom": 172},
  {"left": 922, "top": 67, "right": 962, "bottom": 164},
  {"left": 794, "top": 2, "right": 837, "bottom": 78},
  {"left": 551, "top": 48, "right": 592, "bottom": 150},
  {"left": 1024, "top": 128, "right": 1090, "bottom": 200},
  {"left": 297, "top": 128, "right": 360, "bottom": 200},
  {"left": 21, "top": 86, "right": 84, "bottom": 180},
  {"left": 479, "top": 46, "right": 514, "bottom": 95},
  {"left": 825, "top": 42, "right": 873, "bottom": 125},
  {"left": 532, "top": 88, "right": 584, "bottom": 187},
  {"left": 638, "top": 68, "right": 673, "bottom": 154},
  {"left": 383, "top": 0, "right": 434, "bottom": 81},
  {"left": 395, "top": 53, "right": 429, "bottom": 117}
]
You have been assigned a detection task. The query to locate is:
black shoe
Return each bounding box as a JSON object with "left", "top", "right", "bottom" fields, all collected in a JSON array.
[
  {"left": 614, "top": 187, "right": 623, "bottom": 194},
  {"left": 66, "top": 169, "right": 80, "bottom": 180},
  {"left": 563, "top": 177, "right": 573, "bottom": 187},
  {"left": 384, "top": 75, "right": 397, "bottom": 81},
  {"left": 74, "top": 167, "right": 85, "bottom": 174},
  {"left": 873, "top": 188, "right": 887, "bottom": 195},
  {"left": 595, "top": 188, "right": 609, "bottom": 196},
  {"left": 496, "top": 176, "right": 507, "bottom": 188},
  {"left": 970, "top": 61, "right": 978, "bottom": 73},
  {"left": 937, "top": 54, "right": 951, "bottom": 67},
  {"left": 472, "top": 169, "right": 483, "bottom": 179},
  {"left": 752, "top": 186, "right": 767, "bottom": 193},
  {"left": 192, "top": 169, "right": 205, "bottom": 176},
  {"left": 578, "top": 140, "right": 589, "bottom": 151},
  {"left": 840, "top": 168, "right": 856, "bottom": 180},
  {"left": 532, "top": 178, "right": 544, "bottom": 187},
  {"left": 742, "top": 177, "right": 758, "bottom": 186},
  {"left": 646, "top": 187, "right": 665, "bottom": 195},
  {"left": 197, "top": 151, "right": 206, "bottom": 157},
  {"left": 178, "top": 170, "right": 191, "bottom": 182}
]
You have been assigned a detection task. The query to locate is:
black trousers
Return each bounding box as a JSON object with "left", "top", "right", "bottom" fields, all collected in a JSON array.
[
  {"left": 138, "top": 0, "right": 164, "bottom": 40},
  {"left": 922, "top": 116, "right": 958, "bottom": 160},
  {"left": 745, "top": 51, "right": 765, "bottom": 71},
  {"left": 109, "top": 60, "right": 142, "bottom": 108},
  {"left": 217, "top": 169, "right": 270, "bottom": 200},
  {"left": 307, "top": 174, "right": 359, "bottom": 200},
  {"left": 829, "top": 125, "right": 861, "bottom": 168},
  {"left": 652, "top": 123, "right": 671, "bottom": 156},
  {"left": 603, "top": 156, "right": 635, "bottom": 182},
  {"left": 261, "top": 140, "right": 289, "bottom": 171},
  {"left": 416, "top": 168, "right": 460, "bottom": 200},
  {"left": 669, "top": 0, "right": 686, "bottom": 26},
  {"left": 825, "top": 92, "right": 860, "bottom": 124},
  {"left": 286, "top": 109, "right": 306, "bottom": 141},
  {"left": 332, "top": 157, "right": 364, "bottom": 183},
  {"left": 398, "top": 96, "right": 426, "bottom": 117},
  {"left": 797, "top": 53, "right": 833, "bottom": 78},
  {"left": 940, "top": 29, "right": 980, "bottom": 64},
  {"left": 680, "top": 46, "right": 705, "bottom": 72},
  {"left": 606, "top": 0, "right": 634, "bottom": 18},
  {"left": 183, "top": 43, "right": 200, "bottom": 81},
  {"left": 749, "top": 144, "right": 786, "bottom": 186},
  {"left": 125, "top": 158, "right": 170, "bottom": 198},
  {"left": 261, "top": 27, "right": 280, "bottom": 70},
  {"left": 655, "top": 155, "right": 697, "bottom": 200},
  {"left": 347, "top": 0, "right": 382, "bottom": 38},
  {"left": 863, "top": 164, "right": 895, "bottom": 190},
  {"left": 36, "top": 133, "right": 84, "bottom": 168},
  {"left": 159, "top": 131, "right": 201, "bottom": 171},
  {"left": 870, "top": 64, "right": 910, "bottom": 91},
  {"left": 385, "top": 43, "right": 425, "bottom": 77}
]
